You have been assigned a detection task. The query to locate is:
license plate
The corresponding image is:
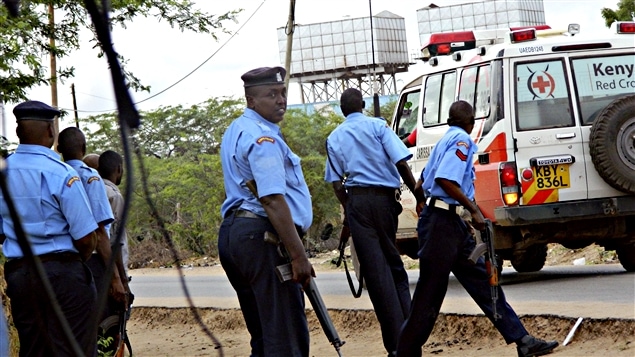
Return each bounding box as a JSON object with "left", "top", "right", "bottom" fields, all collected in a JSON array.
[{"left": 533, "top": 164, "right": 570, "bottom": 190}]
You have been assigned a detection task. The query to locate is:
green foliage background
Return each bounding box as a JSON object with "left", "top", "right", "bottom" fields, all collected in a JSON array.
[{"left": 80, "top": 97, "right": 395, "bottom": 266}]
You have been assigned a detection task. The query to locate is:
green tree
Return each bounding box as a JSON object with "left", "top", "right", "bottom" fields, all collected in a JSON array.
[
  {"left": 82, "top": 98, "right": 242, "bottom": 264},
  {"left": 362, "top": 97, "right": 397, "bottom": 124},
  {"left": 280, "top": 106, "right": 344, "bottom": 243},
  {"left": 0, "top": 1, "right": 240, "bottom": 103},
  {"left": 82, "top": 97, "right": 243, "bottom": 156},
  {"left": 79, "top": 97, "right": 400, "bottom": 263},
  {"left": 601, "top": 0, "right": 635, "bottom": 28}
]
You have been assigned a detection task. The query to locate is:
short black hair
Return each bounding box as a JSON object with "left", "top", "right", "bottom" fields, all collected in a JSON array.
[
  {"left": 57, "top": 127, "right": 85, "bottom": 156},
  {"left": 98, "top": 150, "right": 122, "bottom": 178},
  {"left": 447, "top": 100, "right": 475, "bottom": 127},
  {"left": 340, "top": 88, "right": 364, "bottom": 117}
]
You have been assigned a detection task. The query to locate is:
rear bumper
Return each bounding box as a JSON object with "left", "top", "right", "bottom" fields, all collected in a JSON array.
[{"left": 495, "top": 196, "right": 635, "bottom": 226}]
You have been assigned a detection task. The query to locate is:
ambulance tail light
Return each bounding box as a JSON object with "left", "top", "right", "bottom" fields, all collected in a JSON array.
[
  {"left": 617, "top": 22, "right": 635, "bottom": 34},
  {"left": 509, "top": 28, "right": 536, "bottom": 43},
  {"left": 499, "top": 162, "right": 520, "bottom": 206}
]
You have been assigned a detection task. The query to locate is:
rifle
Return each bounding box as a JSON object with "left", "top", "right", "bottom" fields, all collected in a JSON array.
[
  {"left": 467, "top": 219, "right": 501, "bottom": 320},
  {"left": 246, "top": 180, "right": 345, "bottom": 356}
]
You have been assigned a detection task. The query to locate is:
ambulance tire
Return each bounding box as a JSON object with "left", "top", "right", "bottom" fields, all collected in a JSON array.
[
  {"left": 589, "top": 95, "right": 635, "bottom": 194},
  {"left": 510, "top": 244, "right": 547, "bottom": 273},
  {"left": 98, "top": 315, "right": 121, "bottom": 355},
  {"left": 616, "top": 244, "right": 635, "bottom": 272}
]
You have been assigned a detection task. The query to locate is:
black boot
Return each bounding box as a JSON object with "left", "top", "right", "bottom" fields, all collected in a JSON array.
[{"left": 516, "top": 335, "right": 559, "bottom": 357}]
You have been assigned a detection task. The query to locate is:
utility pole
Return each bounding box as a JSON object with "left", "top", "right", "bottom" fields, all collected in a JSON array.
[
  {"left": 71, "top": 84, "right": 79, "bottom": 128},
  {"left": 369, "top": 0, "right": 380, "bottom": 118},
  {"left": 48, "top": 3, "right": 59, "bottom": 147},
  {"left": 284, "top": 0, "right": 296, "bottom": 89}
]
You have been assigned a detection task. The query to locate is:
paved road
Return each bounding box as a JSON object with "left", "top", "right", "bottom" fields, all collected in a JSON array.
[{"left": 130, "top": 264, "right": 634, "bottom": 319}]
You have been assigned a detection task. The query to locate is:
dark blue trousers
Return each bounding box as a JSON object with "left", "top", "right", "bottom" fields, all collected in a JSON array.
[
  {"left": 5, "top": 259, "right": 97, "bottom": 357},
  {"left": 218, "top": 213, "right": 309, "bottom": 357},
  {"left": 86, "top": 253, "right": 120, "bottom": 322},
  {"left": 396, "top": 206, "right": 528, "bottom": 356},
  {"left": 346, "top": 192, "right": 411, "bottom": 354}
]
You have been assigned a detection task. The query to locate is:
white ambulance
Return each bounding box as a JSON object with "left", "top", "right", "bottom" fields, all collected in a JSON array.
[{"left": 392, "top": 22, "right": 635, "bottom": 272}]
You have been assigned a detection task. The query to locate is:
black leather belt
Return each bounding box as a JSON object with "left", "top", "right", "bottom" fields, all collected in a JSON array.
[
  {"left": 5, "top": 252, "right": 82, "bottom": 273},
  {"left": 348, "top": 186, "right": 398, "bottom": 196}
]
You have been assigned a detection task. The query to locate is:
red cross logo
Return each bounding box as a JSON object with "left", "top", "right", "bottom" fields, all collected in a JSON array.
[
  {"left": 526, "top": 66, "right": 556, "bottom": 99},
  {"left": 532, "top": 75, "right": 551, "bottom": 93}
]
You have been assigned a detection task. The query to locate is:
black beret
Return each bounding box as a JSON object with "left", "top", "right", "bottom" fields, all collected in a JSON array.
[
  {"left": 241, "top": 66, "right": 286, "bottom": 88},
  {"left": 13, "top": 100, "right": 60, "bottom": 122}
]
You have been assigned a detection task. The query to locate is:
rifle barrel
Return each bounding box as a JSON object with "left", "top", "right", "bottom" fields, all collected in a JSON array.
[{"left": 306, "top": 279, "right": 345, "bottom": 354}]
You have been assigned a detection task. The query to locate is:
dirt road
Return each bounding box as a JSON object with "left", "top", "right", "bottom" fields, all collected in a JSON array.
[
  {"left": 127, "top": 307, "right": 634, "bottom": 356},
  {"left": 125, "top": 246, "right": 634, "bottom": 357}
]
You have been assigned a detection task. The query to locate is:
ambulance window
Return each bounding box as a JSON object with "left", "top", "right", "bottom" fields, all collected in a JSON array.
[
  {"left": 394, "top": 90, "right": 421, "bottom": 138},
  {"left": 423, "top": 72, "right": 456, "bottom": 127},
  {"left": 458, "top": 67, "right": 478, "bottom": 104},
  {"left": 571, "top": 54, "right": 635, "bottom": 125},
  {"left": 475, "top": 65, "right": 491, "bottom": 119},
  {"left": 459, "top": 64, "right": 492, "bottom": 119},
  {"left": 440, "top": 72, "right": 457, "bottom": 124},
  {"left": 515, "top": 59, "right": 573, "bottom": 131},
  {"left": 423, "top": 75, "right": 441, "bottom": 126}
]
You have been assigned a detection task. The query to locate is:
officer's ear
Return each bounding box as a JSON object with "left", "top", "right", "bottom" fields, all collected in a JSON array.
[{"left": 47, "top": 122, "right": 55, "bottom": 139}]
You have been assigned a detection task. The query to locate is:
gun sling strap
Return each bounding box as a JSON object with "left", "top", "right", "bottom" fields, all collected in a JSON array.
[{"left": 326, "top": 140, "right": 364, "bottom": 298}]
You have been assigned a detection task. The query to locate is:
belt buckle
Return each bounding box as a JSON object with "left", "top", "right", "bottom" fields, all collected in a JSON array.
[{"left": 394, "top": 189, "right": 401, "bottom": 202}]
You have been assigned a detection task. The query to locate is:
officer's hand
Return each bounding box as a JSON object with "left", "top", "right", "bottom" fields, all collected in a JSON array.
[
  {"left": 110, "top": 278, "right": 128, "bottom": 308},
  {"left": 416, "top": 200, "right": 425, "bottom": 216},
  {"left": 471, "top": 210, "right": 486, "bottom": 231},
  {"left": 291, "top": 256, "right": 314, "bottom": 289}
]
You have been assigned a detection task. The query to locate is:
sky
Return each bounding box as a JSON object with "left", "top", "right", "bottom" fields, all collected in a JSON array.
[{"left": 0, "top": 0, "right": 619, "bottom": 141}]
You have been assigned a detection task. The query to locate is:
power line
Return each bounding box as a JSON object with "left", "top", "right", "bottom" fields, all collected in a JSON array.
[{"left": 65, "top": 0, "right": 267, "bottom": 114}]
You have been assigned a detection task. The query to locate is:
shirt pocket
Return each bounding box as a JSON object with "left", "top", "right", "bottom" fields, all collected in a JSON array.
[
  {"left": 285, "top": 151, "right": 304, "bottom": 186},
  {"left": 14, "top": 195, "right": 47, "bottom": 237}
]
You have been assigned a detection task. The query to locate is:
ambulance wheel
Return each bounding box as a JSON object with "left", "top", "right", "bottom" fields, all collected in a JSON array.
[
  {"left": 98, "top": 315, "right": 121, "bottom": 355},
  {"left": 616, "top": 244, "right": 635, "bottom": 272},
  {"left": 589, "top": 95, "right": 635, "bottom": 194},
  {"left": 510, "top": 244, "right": 547, "bottom": 273}
]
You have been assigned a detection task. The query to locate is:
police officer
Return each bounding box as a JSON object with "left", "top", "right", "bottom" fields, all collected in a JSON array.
[
  {"left": 0, "top": 100, "right": 99, "bottom": 356},
  {"left": 396, "top": 100, "right": 559, "bottom": 357},
  {"left": 218, "top": 66, "right": 314, "bottom": 357},
  {"left": 98, "top": 150, "right": 131, "bottom": 281},
  {"left": 57, "top": 127, "right": 128, "bottom": 318},
  {"left": 325, "top": 88, "right": 424, "bottom": 356}
]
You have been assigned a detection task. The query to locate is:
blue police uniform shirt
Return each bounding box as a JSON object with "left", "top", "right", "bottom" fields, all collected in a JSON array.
[
  {"left": 324, "top": 112, "right": 412, "bottom": 188},
  {"left": 220, "top": 108, "right": 313, "bottom": 232},
  {"left": 0, "top": 144, "right": 98, "bottom": 258},
  {"left": 422, "top": 125, "right": 477, "bottom": 205},
  {"left": 66, "top": 159, "right": 114, "bottom": 228}
]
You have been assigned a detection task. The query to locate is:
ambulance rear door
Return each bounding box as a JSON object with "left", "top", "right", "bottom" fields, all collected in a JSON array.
[{"left": 510, "top": 55, "right": 588, "bottom": 205}]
